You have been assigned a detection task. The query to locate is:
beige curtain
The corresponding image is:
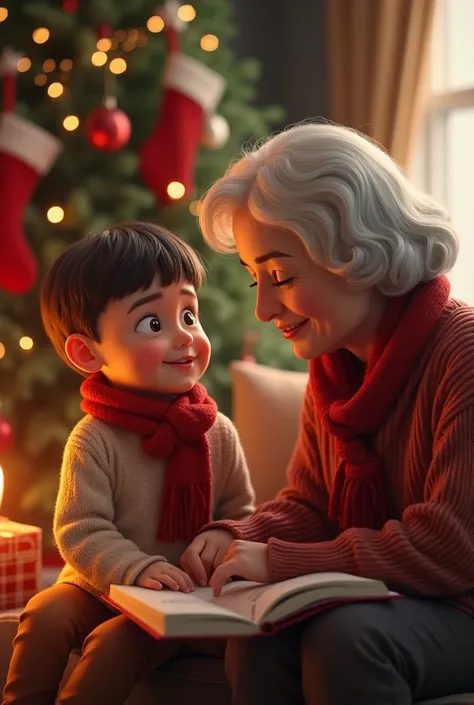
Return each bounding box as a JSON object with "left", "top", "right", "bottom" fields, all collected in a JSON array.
[{"left": 326, "top": 0, "right": 436, "bottom": 168}]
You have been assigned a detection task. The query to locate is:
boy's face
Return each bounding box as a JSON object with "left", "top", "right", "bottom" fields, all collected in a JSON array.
[{"left": 68, "top": 277, "right": 211, "bottom": 396}]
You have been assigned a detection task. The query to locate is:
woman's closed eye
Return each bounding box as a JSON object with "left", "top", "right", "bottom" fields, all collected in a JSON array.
[{"left": 248, "top": 276, "right": 295, "bottom": 288}]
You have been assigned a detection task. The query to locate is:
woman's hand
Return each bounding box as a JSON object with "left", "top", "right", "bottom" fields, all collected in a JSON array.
[
  {"left": 181, "top": 529, "right": 234, "bottom": 586},
  {"left": 209, "top": 540, "right": 270, "bottom": 596}
]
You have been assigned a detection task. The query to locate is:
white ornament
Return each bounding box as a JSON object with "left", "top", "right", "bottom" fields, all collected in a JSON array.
[
  {"left": 202, "top": 114, "right": 230, "bottom": 149},
  {"left": 158, "top": 0, "right": 185, "bottom": 31}
]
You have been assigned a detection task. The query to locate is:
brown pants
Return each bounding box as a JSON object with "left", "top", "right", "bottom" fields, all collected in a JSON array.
[{"left": 2, "top": 583, "right": 224, "bottom": 705}]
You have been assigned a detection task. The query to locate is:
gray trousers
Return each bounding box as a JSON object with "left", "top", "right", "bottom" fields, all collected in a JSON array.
[{"left": 226, "top": 597, "right": 474, "bottom": 705}]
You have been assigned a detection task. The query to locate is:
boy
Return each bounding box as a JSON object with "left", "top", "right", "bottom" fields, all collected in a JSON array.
[{"left": 2, "top": 222, "right": 255, "bottom": 705}]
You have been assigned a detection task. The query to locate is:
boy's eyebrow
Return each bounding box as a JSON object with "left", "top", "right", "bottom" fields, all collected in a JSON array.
[{"left": 127, "top": 287, "right": 196, "bottom": 314}]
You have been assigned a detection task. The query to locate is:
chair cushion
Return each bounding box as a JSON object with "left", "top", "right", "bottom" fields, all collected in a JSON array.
[{"left": 230, "top": 360, "right": 308, "bottom": 505}]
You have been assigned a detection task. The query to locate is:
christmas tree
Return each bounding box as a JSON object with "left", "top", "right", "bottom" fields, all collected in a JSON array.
[{"left": 0, "top": 0, "right": 304, "bottom": 547}]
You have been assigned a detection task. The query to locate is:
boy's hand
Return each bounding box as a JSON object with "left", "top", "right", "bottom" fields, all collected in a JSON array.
[
  {"left": 181, "top": 529, "right": 234, "bottom": 586},
  {"left": 135, "top": 560, "right": 195, "bottom": 592}
]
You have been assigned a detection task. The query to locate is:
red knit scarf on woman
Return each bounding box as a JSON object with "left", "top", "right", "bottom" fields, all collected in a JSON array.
[
  {"left": 310, "top": 275, "right": 450, "bottom": 531},
  {"left": 80, "top": 373, "right": 218, "bottom": 543}
]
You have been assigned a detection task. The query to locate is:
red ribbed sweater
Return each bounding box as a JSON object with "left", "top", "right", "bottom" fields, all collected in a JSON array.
[{"left": 207, "top": 299, "right": 474, "bottom": 616}]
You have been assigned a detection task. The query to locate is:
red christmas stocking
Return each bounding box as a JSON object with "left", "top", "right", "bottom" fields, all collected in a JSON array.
[
  {"left": 139, "top": 52, "right": 226, "bottom": 207},
  {"left": 0, "top": 112, "right": 62, "bottom": 294}
]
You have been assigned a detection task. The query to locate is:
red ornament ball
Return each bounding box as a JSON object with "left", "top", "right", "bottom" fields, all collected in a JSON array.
[
  {"left": 0, "top": 416, "right": 13, "bottom": 453},
  {"left": 84, "top": 105, "right": 131, "bottom": 152}
]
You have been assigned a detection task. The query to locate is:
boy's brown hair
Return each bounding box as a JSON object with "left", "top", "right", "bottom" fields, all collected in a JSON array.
[{"left": 40, "top": 221, "right": 206, "bottom": 373}]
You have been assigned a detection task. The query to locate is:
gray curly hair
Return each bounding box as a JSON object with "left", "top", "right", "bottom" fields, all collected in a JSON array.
[{"left": 198, "top": 122, "right": 458, "bottom": 296}]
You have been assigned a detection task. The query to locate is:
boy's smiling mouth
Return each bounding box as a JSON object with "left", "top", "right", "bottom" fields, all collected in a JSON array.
[{"left": 164, "top": 356, "right": 195, "bottom": 365}]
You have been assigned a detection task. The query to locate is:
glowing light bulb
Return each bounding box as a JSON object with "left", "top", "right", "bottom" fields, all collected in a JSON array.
[
  {"left": 19, "top": 337, "right": 34, "bottom": 351},
  {"left": 147, "top": 15, "right": 164, "bottom": 33},
  {"left": 178, "top": 5, "right": 196, "bottom": 22},
  {"left": 43, "top": 59, "right": 56, "bottom": 72},
  {"left": 17, "top": 58, "right": 31, "bottom": 72},
  {"left": 47, "top": 82, "right": 64, "bottom": 98},
  {"left": 96, "top": 38, "right": 112, "bottom": 52},
  {"left": 33, "top": 27, "right": 50, "bottom": 44},
  {"left": 47, "top": 206, "right": 64, "bottom": 223},
  {"left": 109, "top": 57, "right": 127, "bottom": 74},
  {"left": 0, "top": 343, "right": 5, "bottom": 360},
  {"left": 60, "top": 59, "right": 73, "bottom": 72},
  {"left": 91, "top": 51, "right": 107, "bottom": 67},
  {"left": 167, "top": 182, "right": 186, "bottom": 200},
  {"left": 63, "top": 115, "right": 79, "bottom": 131},
  {"left": 189, "top": 200, "right": 200, "bottom": 216},
  {"left": 34, "top": 74, "right": 47, "bottom": 86},
  {"left": 0, "top": 7, "right": 8, "bottom": 22},
  {"left": 200, "top": 34, "right": 219, "bottom": 51}
]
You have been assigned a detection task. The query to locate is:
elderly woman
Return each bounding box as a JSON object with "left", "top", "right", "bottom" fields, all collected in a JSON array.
[{"left": 180, "top": 123, "right": 474, "bottom": 705}]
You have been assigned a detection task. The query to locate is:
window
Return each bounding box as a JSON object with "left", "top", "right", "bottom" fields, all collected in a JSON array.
[{"left": 414, "top": 0, "right": 474, "bottom": 302}]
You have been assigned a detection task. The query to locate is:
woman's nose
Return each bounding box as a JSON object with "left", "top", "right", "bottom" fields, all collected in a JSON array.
[{"left": 254, "top": 288, "right": 284, "bottom": 323}]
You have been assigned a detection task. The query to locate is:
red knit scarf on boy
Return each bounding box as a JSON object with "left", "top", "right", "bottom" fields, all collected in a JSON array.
[
  {"left": 80, "top": 373, "right": 218, "bottom": 543},
  {"left": 310, "top": 275, "right": 450, "bottom": 531}
]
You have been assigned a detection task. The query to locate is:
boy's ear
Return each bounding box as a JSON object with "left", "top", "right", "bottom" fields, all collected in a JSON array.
[{"left": 65, "top": 334, "right": 104, "bottom": 374}]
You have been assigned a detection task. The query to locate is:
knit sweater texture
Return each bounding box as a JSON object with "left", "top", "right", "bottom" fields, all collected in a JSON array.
[
  {"left": 54, "top": 411, "right": 255, "bottom": 596},
  {"left": 207, "top": 300, "right": 474, "bottom": 616}
]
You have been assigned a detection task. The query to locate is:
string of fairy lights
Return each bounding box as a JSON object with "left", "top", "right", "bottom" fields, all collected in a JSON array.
[
  {"left": 0, "top": 3, "right": 213, "bottom": 359},
  {"left": 0, "top": 2, "right": 214, "bottom": 224}
]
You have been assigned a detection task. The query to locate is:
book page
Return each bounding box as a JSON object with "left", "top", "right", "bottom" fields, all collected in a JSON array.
[
  {"left": 211, "top": 573, "right": 389, "bottom": 625},
  {"left": 110, "top": 584, "right": 250, "bottom": 620},
  {"left": 108, "top": 585, "right": 260, "bottom": 637}
]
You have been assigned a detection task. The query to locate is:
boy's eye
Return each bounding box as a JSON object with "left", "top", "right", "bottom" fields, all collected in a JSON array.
[
  {"left": 135, "top": 315, "right": 161, "bottom": 334},
  {"left": 181, "top": 309, "right": 196, "bottom": 326}
]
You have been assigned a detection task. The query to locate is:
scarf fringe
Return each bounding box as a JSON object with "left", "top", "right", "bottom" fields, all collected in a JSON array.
[{"left": 157, "top": 483, "right": 211, "bottom": 543}]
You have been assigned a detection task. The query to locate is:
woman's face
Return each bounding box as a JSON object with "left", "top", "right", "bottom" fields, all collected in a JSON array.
[{"left": 233, "top": 207, "right": 385, "bottom": 361}]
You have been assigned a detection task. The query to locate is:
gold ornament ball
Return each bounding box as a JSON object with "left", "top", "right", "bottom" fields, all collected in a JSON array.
[{"left": 203, "top": 114, "right": 230, "bottom": 149}]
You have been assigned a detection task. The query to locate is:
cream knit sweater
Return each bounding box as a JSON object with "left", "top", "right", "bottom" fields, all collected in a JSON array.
[{"left": 54, "top": 412, "right": 255, "bottom": 596}]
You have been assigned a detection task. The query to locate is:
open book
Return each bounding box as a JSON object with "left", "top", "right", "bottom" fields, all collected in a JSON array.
[{"left": 105, "top": 572, "right": 398, "bottom": 639}]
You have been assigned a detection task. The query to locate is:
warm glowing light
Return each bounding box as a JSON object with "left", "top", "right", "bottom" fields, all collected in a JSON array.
[
  {"left": 33, "top": 27, "right": 50, "bottom": 44},
  {"left": 109, "top": 57, "right": 127, "bottom": 74},
  {"left": 128, "top": 29, "right": 139, "bottom": 41},
  {"left": 43, "top": 58, "right": 56, "bottom": 72},
  {"left": 60, "top": 59, "right": 73, "bottom": 72},
  {"left": 63, "top": 115, "right": 79, "bottom": 131},
  {"left": 189, "top": 200, "right": 200, "bottom": 216},
  {"left": 122, "top": 40, "right": 135, "bottom": 52},
  {"left": 147, "top": 15, "right": 164, "bottom": 33},
  {"left": 47, "top": 82, "right": 64, "bottom": 98},
  {"left": 91, "top": 51, "right": 107, "bottom": 67},
  {"left": 0, "top": 7, "right": 8, "bottom": 22},
  {"left": 0, "top": 343, "right": 5, "bottom": 359},
  {"left": 178, "top": 4, "right": 196, "bottom": 21},
  {"left": 19, "top": 336, "right": 34, "bottom": 351},
  {"left": 47, "top": 206, "right": 64, "bottom": 223},
  {"left": 17, "top": 58, "right": 31, "bottom": 72},
  {"left": 200, "top": 34, "right": 219, "bottom": 51},
  {"left": 96, "top": 37, "right": 112, "bottom": 51},
  {"left": 34, "top": 74, "right": 47, "bottom": 86},
  {"left": 0, "top": 466, "right": 3, "bottom": 511},
  {"left": 167, "top": 181, "right": 186, "bottom": 200}
]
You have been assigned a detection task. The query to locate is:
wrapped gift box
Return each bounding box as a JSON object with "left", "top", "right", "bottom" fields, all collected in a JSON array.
[{"left": 0, "top": 518, "right": 42, "bottom": 610}]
